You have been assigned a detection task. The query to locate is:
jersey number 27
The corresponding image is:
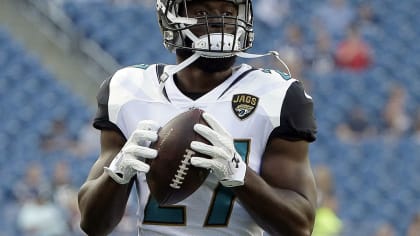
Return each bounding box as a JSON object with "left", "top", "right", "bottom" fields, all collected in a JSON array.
[{"left": 143, "top": 140, "right": 249, "bottom": 226}]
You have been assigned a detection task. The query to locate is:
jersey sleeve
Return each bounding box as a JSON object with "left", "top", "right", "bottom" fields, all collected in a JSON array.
[
  {"left": 92, "top": 77, "right": 124, "bottom": 135},
  {"left": 269, "top": 81, "right": 317, "bottom": 142}
]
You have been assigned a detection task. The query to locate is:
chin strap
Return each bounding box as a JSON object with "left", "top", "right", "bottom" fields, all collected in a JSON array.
[
  {"left": 237, "top": 51, "right": 292, "bottom": 77},
  {"left": 158, "top": 50, "right": 291, "bottom": 94},
  {"left": 158, "top": 52, "right": 201, "bottom": 93}
]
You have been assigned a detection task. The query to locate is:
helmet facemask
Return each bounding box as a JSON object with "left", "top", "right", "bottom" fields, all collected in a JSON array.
[{"left": 157, "top": 0, "right": 254, "bottom": 58}]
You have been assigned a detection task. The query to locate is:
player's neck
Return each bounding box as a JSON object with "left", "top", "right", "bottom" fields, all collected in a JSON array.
[{"left": 175, "top": 66, "right": 233, "bottom": 94}]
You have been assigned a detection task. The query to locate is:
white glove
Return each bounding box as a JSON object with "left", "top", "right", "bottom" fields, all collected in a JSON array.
[
  {"left": 190, "top": 112, "right": 246, "bottom": 187},
  {"left": 104, "top": 120, "right": 159, "bottom": 184}
]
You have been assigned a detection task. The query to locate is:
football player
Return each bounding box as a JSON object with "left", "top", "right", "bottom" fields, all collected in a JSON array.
[{"left": 78, "top": 0, "right": 318, "bottom": 235}]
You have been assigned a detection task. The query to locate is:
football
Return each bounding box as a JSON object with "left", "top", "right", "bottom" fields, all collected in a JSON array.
[{"left": 146, "top": 108, "right": 210, "bottom": 205}]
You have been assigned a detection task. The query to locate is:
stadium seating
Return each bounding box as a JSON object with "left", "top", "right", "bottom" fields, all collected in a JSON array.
[
  {"left": 0, "top": 27, "right": 96, "bottom": 234},
  {"left": 1, "top": 0, "right": 419, "bottom": 235}
]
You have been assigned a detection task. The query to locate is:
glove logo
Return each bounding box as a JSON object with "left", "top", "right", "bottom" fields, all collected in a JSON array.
[
  {"left": 232, "top": 94, "right": 259, "bottom": 120},
  {"left": 231, "top": 153, "right": 240, "bottom": 168}
]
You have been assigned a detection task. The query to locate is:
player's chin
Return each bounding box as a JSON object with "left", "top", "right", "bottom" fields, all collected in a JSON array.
[{"left": 177, "top": 49, "right": 237, "bottom": 73}]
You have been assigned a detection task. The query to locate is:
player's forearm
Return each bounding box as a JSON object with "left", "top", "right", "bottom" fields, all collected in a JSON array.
[
  {"left": 233, "top": 168, "right": 315, "bottom": 236},
  {"left": 78, "top": 173, "right": 134, "bottom": 236}
]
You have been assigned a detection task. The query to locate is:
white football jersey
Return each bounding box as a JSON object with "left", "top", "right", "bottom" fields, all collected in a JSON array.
[{"left": 93, "top": 63, "right": 316, "bottom": 236}]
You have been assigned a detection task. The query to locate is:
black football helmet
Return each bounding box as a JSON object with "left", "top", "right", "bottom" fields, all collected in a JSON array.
[{"left": 156, "top": 0, "right": 254, "bottom": 58}]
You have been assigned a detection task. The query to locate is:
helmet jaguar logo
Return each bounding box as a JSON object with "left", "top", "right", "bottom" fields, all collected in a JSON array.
[{"left": 232, "top": 94, "right": 259, "bottom": 120}]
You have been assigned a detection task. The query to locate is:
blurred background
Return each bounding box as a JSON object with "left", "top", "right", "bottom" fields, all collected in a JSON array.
[{"left": 0, "top": 0, "right": 419, "bottom": 235}]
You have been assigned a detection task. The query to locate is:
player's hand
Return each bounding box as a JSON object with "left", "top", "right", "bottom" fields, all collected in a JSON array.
[
  {"left": 190, "top": 112, "right": 246, "bottom": 187},
  {"left": 104, "top": 120, "right": 159, "bottom": 184}
]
